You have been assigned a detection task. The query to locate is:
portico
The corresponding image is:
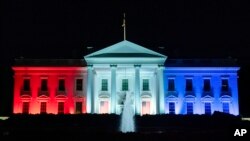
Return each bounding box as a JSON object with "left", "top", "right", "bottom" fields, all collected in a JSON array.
[{"left": 84, "top": 40, "right": 167, "bottom": 115}]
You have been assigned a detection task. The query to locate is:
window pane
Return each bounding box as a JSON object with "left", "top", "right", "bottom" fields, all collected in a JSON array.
[
  {"left": 222, "top": 79, "right": 229, "bottom": 91},
  {"left": 187, "top": 102, "right": 193, "bottom": 114},
  {"left": 186, "top": 79, "right": 193, "bottom": 91},
  {"left": 22, "top": 102, "right": 29, "bottom": 114},
  {"left": 122, "top": 79, "right": 128, "bottom": 91},
  {"left": 223, "top": 102, "right": 229, "bottom": 114},
  {"left": 58, "top": 79, "right": 65, "bottom": 91},
  {"left": 168, "top": 79, "right": 175, "bottom": 91},
  {"left": 101, "top": 79, "right": 108, "bottom": 91},
  {"left": 142, "top": 101, "right": 150, "bottom": 115},
  {"left": 142, "top": 79, "right": 149, "bottom": 91},
  {"left": 205, "top": 103, "right": 211, "bottom": 115},
  {"left": 169, "top": 102, "right": 175, "bottom": 114},
  {"left": 75, "top": 102, "right": 82, "bottom": 114},
  {"left": 76, "top": 79, "right": 83, "bottom": 91},
  {"left": 58, "top": 102, "right": 64, "bottom": 114},
  {"left": 100, "top": 101, "right": 109, "bottom": 114},
  {"left": 40, "top": 102, "right": 47, "bottom": 114},
  {"left": 41, "top": 79, "right": 48, "bottom": 91},
  {"left": 204, "top": 79, "right": 211, "bottom": 91},
  {"left": 23, "top": 79, "right": 30, "bottom": 91}
]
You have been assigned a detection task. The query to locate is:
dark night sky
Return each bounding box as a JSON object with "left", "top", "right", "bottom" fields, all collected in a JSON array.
[{"left": 1, "top": 0, "right": 250, "bottom": 116}]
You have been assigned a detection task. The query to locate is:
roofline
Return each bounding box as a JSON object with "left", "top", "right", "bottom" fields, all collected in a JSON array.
[
  {"left": 84, "top": 57, "right": 167, "bottom": 65},
  {"left": 165, "top": 67, "right": 240, "bottom": 72},
  {"left": 84, "top": 40, "right": 167, "bottom": 58},
  {"left": 12, "top": 67, "right": 86, "bottom": 71},
  {"left": 12, "top": 66, "right": 240, "bottom": 71}
]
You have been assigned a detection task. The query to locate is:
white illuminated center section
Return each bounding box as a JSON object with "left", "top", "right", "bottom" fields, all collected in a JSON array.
[{"left": 84, "top": 40, "right": 167, "bottom": 115}]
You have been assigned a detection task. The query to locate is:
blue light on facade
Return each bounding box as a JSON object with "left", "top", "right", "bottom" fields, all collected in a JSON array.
[{"left": 164, "top": 67, "right": 239, "bottom": 115}]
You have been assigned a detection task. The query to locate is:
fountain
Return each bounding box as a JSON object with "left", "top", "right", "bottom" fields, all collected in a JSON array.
[{"left": 120, "top": 92, "right": 135, "bottom": 133}]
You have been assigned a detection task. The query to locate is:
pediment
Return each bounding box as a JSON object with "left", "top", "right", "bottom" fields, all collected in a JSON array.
[
  {"left": 84, "top": 40, "right": 167, "bottom": 64},
  {"left": 167, "top": 95, "right": 178, "bottom": 99},
  {"left": 165, "top": 95, "right": 178, "bottom": 102},
  {"left": 185, "top": 95, "right": 196, "bottom": 98},
  {"left": 20, "top": 95, "right": 32, "bottom": 100},
  {"left": 201, "top": 95, "right": 214, "bottom": 102},
  {"left": 185, "top": 95, "right": 196, "bottom": 102},
  {"left": 220, "top": 95, "right": 232, "bottom": 102},
  {"left": 37, "top": 95, "right": 49, "bottom": 99},
  {"left": 99, "top": 92, "right": 110, "bottom": 98},
  {"left": 55, "top": 95, "right": 67, "bottom": 99}
]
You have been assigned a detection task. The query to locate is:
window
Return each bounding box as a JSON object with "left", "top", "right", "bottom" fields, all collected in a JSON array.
[
  {"left": 122, "top": 79, "right": 128, "bottom": 91},
  {"left": 222, "top": 79, "right": 229, "bottom": 91},
  {"left": 100, "top": 101, "right": 109, "bottom": 114},
  {"left": 168, "top": 79, "right": 175, "bottom": 91},
  {"left": 142, "top": 101, "right": 150, "bottom": 115},
  {"left": 204, "top": 102, "right": 211, "bottom": 115},
  {"left": 23, "top": 79, "right": 30, "bottom": 91},
  {"left": 58, "top": 102, "right": 64, "bottom": 114},
  {"left": 22, "top": 102, "right": 29, "bottom": 114},
  {"left": 187, "top": 102, "right": 194, "bottom": 114},
  {"left": 169, "top": 102, "right": 175, "bottom": 114},
  {"left": 41, "top": 79, "right": 48, "bottom": 91},
  {"left": 186, "top": 79, "right": 193, "bottom": 91},
  {"left": 142, "top": 79, "right": 149, "bottom": 91},
  {"left": 222, "top": 102, "right": 230, "bottom": 114},
  {"left": 203, "top": 79, "right": 211, "bottom": 91},
  {"left": 101, "top": 79, "right": 108, "bottom": 91},
  {"left": 40, "top": 102, "right": 47, "bottom": 114},
  {"left": 75, "top": 102, "right": 82, "bottom": 114},
  {"left": 76, "top": 79, "right": 83, "bottom": 91},
  {"left": 58, "top": 79, "right": 65, "bottom": 91}
]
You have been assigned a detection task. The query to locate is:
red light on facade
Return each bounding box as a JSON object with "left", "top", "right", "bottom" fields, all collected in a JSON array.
[{"left": 12, "top": 67, "right": 86, "bottom": 114}]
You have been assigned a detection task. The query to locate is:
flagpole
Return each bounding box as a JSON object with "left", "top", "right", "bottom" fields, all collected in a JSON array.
[{"left": 123, "top": 13, "right": 126, "bottom": 40}]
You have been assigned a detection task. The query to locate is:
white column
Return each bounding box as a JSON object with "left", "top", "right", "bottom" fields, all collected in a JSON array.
[
  {"left": 111, "top": 65, "right": 117, "bottom": 114},
  {"left": 87, "top": 65, "right": 94, "bottom": 113},
  {"left": 230, "top": 75, "right": 239, "bottom": 115},
  {"left": 157, "top": 65, "right": 164, "bottom": 114},
  {"left": 135, "top": 65, "right": 141, "bottom": 115}
]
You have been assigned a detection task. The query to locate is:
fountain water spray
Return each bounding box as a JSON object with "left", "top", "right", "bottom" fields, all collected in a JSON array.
[{"left": 120, "top": 92, "right": 135, "bottom": 133}]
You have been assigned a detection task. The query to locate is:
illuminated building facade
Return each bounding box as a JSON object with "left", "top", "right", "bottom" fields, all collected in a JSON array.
[{"left": 12, "top": 40, "right": 240, "bottom": 115}]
